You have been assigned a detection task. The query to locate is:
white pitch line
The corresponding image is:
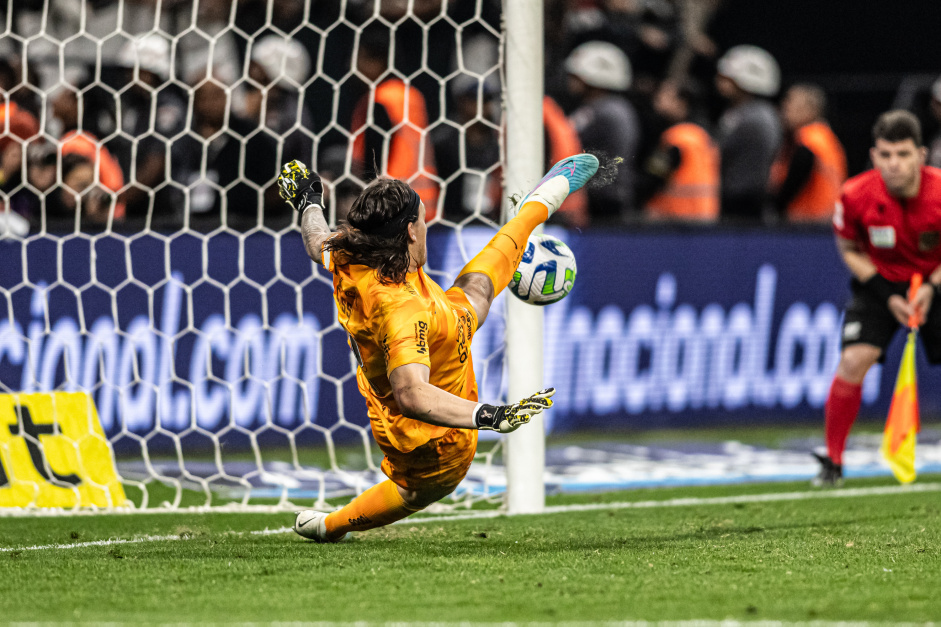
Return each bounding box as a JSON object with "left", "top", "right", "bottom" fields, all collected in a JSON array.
[
  {"left": 0, "top": 533, "right": 183, "bottom": 552},
  {"left": 403, "top": 482, "right": 941, "bottom": 523},
  {"left": 540, "top": 481, "right": 941, "bottom": 514},
  {"left": 2, "top": 483, "right": 938, "bottom": 552},
  {"left": 0, "top": 527, "right": 294, "bottom": 552}
]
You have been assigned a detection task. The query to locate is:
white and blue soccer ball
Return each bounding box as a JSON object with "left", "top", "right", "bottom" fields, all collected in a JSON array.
[{"left": 508, "top": 234, "right": 577, "bottom": 306}]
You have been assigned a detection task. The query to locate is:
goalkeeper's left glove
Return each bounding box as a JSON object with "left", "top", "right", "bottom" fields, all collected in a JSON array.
[
  {"left": 278, "top": 159, "right": 323, "bottom": 212},
  {"left": 473, "top": 388, "right": 555, "bottom": 433}
]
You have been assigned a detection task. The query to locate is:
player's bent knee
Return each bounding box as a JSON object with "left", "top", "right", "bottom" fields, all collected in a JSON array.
[{"left": 837, "top": 344, "right": 881, "bottom": 383}]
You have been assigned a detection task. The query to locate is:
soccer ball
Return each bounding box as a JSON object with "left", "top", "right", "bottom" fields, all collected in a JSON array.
[{"left": 508, "top": 234, "right": 577, "bottom": 305}]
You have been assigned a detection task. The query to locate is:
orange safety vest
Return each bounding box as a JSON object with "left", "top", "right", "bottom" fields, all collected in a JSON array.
[
  {"left": 352, "top": 79, "right": 439, "bottom": 218},
  {"left": 770, "top": 121, "right": 847, "bottom": 222},
  {"left": 0, "top": 102, "right": 39, "bottom": 152},
  {"left": 646, "top": 123, "right": 719, "bottom": 221}
]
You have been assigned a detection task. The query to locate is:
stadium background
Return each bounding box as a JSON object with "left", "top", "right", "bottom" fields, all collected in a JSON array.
[
  {"left": 2, "top": 0, "right": 941, "bottom": 485},
  {"left": 4, "top": 4, "right": 941, "bottom": 624}
]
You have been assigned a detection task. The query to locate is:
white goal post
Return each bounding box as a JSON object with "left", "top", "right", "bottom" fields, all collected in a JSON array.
[
  {"left": 0, "top": 0, "right": 547, "bottom": 514},
  {"left": 503, "top": 0, "right": 546, "bottom": 515}
]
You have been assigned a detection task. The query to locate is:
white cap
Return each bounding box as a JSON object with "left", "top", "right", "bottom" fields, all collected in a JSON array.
[
  {"left": 119, "top": 34, "right": 171, "bottom": 79},
  {"left": 251, "top": 36, "right": 311, "bottom": 88},
  {"left": 717, "top": 45, "right": 780, "bottom": 97},
  {"left": 565, "top": 41, "right": 632, "bottom": 91}
]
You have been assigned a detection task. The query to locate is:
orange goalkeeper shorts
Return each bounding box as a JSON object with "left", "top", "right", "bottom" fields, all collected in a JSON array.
[{"left": 380, "top": 427, "right": 479, "bottom": 492}]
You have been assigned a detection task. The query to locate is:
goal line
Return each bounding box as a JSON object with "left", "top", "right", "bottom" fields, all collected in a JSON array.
[{"left": 1, "top": 482, "right": 935, "bottom": 523}]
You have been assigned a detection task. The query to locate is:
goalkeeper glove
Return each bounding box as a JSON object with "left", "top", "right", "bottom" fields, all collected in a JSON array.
[
  {"left": 473, "top": 388, "right": 555, "bottom": 433},
  {"left": 278, "top": 160, "right": 323, "bottom": 212}
]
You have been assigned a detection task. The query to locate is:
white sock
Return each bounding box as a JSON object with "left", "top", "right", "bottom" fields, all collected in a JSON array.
[{"left": 522, "top": 176, "right": 570, "bottom": 217}]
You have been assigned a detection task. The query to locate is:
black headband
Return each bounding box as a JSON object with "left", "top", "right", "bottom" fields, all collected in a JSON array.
[{"left": 350, "top": 187, "right": 421, "bottom": 237}]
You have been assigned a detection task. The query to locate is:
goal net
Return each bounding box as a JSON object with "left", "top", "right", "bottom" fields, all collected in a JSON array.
[{"left": 0, "top": 0, "right": 537, "bottom": 513}]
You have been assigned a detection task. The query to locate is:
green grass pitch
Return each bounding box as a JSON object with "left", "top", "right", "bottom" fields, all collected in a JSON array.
[{"left": 1, "top": 476, "right": 940, "bottom": 623}]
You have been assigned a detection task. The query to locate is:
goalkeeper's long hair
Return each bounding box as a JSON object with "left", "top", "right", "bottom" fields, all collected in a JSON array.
[{"left": 323, "top": 178, "right": 417, "bottom": 285}]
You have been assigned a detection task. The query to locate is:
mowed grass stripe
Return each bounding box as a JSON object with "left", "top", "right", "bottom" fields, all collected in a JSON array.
[
  {"left": 2, "top": 482, "right": 939, "bottom": 622},
  {"left": 3, "top": 482, "right": 938, "bottom": 553},
  {"left": 4, "top": 622, "right": 928, "bottom": 627}
]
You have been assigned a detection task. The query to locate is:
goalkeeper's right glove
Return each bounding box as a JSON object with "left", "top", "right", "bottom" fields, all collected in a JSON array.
[
  {"left": 473, "top": 388, "right": 555, "bottom": 433},
  {"left": 278, "top": 159, "right": 323, "bottom": 212}
]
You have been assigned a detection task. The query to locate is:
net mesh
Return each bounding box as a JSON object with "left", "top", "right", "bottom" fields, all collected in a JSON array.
[{"left": 0, "top": 0, "right": 511, "bottom": 513}]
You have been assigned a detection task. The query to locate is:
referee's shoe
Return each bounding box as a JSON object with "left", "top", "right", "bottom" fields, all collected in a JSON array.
[{"left": 811, "top": 452, "right": 843, "bottom": 488}]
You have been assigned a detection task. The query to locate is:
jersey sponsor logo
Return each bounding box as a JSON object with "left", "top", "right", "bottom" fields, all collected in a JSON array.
[
  {"left": 414, "top": 320, "right": 428, "bottom": 355},
  {"left": 0, "top": 392, "right": 126, "bottom": 508},
  {"left": 919, "top": 231, "right": 940, "bottom": 252},
  {"left": 868, "top": 225, "right": 896, "bottom": 248}
]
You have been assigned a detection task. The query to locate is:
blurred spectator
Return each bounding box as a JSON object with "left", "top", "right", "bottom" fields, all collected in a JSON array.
[
  {"left": 177, "top": 0, "right": 242, "bottom": 86},
  {"left": 565, "top": 41, "right": 641, "bottom": 223},
  {"left": 16, "top": 0, "right": 168, "bottom": 95},
  {"left": 26, "top": 143, "right": 57, "bottom": 195},
  {"left": 431, "top": 31, "right": 507, "bottom": 224},
  {"left": 667, "top": 0, "right": 722, "bottom": 80},
  {"left": 554, "top": 0, "right": 679, "bottom": 91},
  {"left": 48, "top": 153, "right": 116, "bottom": 226},
  {"left": 431, "top": 76, "right": 502, "bottom": 223},
  {"left": 243, "top": 35, "right": 315, "bottom": 168},
  {"left": 350, "top": 24, "right": 440, "bottom": 217},
  {"left": 51, "top": 88, "right": 126, "bottom": 221},
  {"left": 356, "top": 0, "right": 444, "bottom": 20},
  {"left": 10, "top": 142, "right": 57, "bottom": 227},
  {"left": 112, "top": 35, "right": 186, "bottom": 220},
  {"left": 432, "top": 85, "right": 588, "bottom": 227},
  {"left": 769, "top": 84, "right": 847, "bottom": 223},
  {"left": 642, "top": 79, "right": 719, "bottom": 221},
  {"left": 0, "top": 58, "right": 40, "bottom": 219},
  {"left": 317, "top": 144, "right": 361, "bottom": 225},
  {"left": 714, "top": 45, "right": 781, "bottom": 222},
  {"left": 543, "top": 95, "right": 590, "bottom": 228},
  {"left": 927, "top": 76, "right": 941, "bottom": 169},
  {"left": 605, "top": 0, "right": 681, "bottom": 90},
  {"left": 171, "top": 72, "right": 283, "bottom": 229}
]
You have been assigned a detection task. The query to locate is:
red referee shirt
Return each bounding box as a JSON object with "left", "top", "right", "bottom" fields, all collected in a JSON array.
[{"left": 833, "top": 166, "right": 941, "bottom": 282}]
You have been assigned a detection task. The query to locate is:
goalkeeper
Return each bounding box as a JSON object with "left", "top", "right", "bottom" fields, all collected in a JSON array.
[{"left": 279, "top": 154, "right": 599, "bottom": 542}]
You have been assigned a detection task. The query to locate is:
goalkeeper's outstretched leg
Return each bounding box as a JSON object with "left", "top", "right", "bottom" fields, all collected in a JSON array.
[
  {"left": 279, "top": 155, "right": 596, "bottom": 543},
  {"left": 453, "top": 154, "right": 599, "bottom": 327}
]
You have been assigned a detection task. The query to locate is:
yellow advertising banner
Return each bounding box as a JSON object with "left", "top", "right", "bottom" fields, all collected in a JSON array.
[{"left": 0, "top": 392, "right": 126, "bottom": 508}]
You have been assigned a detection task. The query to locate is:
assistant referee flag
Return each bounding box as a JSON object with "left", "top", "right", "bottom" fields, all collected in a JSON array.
[{"left": 881, "top": 274, "right": 922, "bottom": 484}]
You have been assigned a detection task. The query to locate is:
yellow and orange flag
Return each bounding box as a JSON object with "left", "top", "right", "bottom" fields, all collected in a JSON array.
[{"left": 881, "top": 273, "right": 922, "bottom": 484}]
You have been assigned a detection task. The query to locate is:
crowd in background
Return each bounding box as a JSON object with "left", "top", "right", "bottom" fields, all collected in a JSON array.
[{"left": 1, "top": 0, "right": 941, "bottom": 234}]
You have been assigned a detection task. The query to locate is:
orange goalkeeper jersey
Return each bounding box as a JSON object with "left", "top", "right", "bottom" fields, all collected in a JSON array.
[{"left": 322, "top": 247, "right": 479, "bottom": 454}]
